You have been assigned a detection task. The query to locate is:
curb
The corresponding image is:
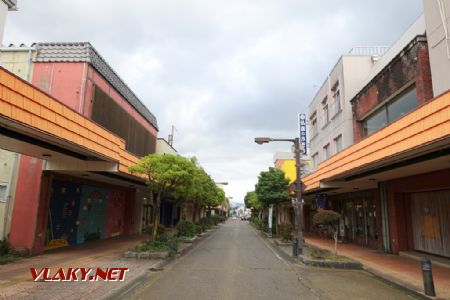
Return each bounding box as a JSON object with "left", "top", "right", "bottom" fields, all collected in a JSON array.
[
  {"left": 256, "top": 228, "right": 363, "bottom": 270},
  {"left": 254, "top": 226, "right": 435, "bottom": 299},
  {"left": 298, "top": 254, "right": 362, "bottom": 269},
  {"left": 107, "top": 225, "right": 220, "bottom": 299},
  {"left": 363, "top": 266, "right": 438, "bottom": 300}
]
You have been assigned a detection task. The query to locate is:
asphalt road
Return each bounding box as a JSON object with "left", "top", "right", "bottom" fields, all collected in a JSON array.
[{"left": 128, "top": 220, "right": 417, "bottom": 300}]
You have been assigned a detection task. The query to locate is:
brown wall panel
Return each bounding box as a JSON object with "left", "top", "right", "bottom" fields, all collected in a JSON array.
[{"left": 91, "top": 86, "right": 156, "bottom": 157}]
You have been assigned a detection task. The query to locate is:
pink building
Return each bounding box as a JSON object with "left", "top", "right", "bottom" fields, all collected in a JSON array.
[{"left": 6, "top": 43, "right": 158, "bottom": 255}]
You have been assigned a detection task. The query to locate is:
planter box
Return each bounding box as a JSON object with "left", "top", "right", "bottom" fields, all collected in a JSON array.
[
  {"left": 123, "top": 251, "right": 137, "bottom": 258},
  {"left": 123, "top": 251, "right": 169, "bottom": 260},
  {"left": 274, "top": 239, "right": 292, "bottom": 247},
  {"left": 180, "top": 236, "right": 197, "bottom": 243},
  {"left": 298, "top": 254, "right": 362, "bottom": 269}
]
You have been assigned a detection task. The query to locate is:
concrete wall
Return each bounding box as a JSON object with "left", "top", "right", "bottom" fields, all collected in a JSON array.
[
  {"left": 0, "top": 48, "right": 35, "bottom": 81},
  {"left": 0, "top": 49, "right": 34, "bottom": 240},
  {"left": 423, "top": 0, "right": 450, "bottom": 96},
  {"left": 0, "top": 2, "right": 8, "bottom": 43},
  {"left": 156, "top": 138, "right": 177, "bottom": 155},
  {"left": 8, "top": 156, "right": 43, "bottom": 251},
  {"left": 0, "top": 150, "right": 18, "bottom": 240},
  {"left": 308, "top": 55, "right": 374, "bottom": 167}
]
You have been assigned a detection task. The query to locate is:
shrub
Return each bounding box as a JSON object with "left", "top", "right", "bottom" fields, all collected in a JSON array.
[
  {"left": 278, "top": 223, "right": 294, "bottom": 241},
  {"left": 176, "top": 221, "right": 197, "bottom": 238},
  {"left": 143, "top": 224, "right": 165, "bottom": 235},
  {"left": 197, "top": 217, "right": 214, "bottom": 232},
  {"left": 133, "top": 234, "right": 179, "bottom": 256},
  {"left": 0, "top": 240, "right": 10, "bottom": 256}
]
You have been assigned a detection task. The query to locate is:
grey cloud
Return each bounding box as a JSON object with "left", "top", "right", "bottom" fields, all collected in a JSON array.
[{"left": 5, "top": 0, "right": 423, "bottom": 201}]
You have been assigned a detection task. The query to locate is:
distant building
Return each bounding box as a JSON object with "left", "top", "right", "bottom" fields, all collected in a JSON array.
[{"left": 156, "top": 138, "right": 177, "bottom": 155}]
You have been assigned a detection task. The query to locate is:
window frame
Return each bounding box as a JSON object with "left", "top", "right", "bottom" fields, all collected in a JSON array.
[
  {"left": 323, "top": 143, "right": 331, "bottom": 160},
  {"left": 362, "top": 85, "right": 417, "bottom": 137},
  {"left": 334, "top": 134, "right": 343, "bottom": 154},
  {"left": 312, "top": 152, "right": 319, "bottom": 169},
  {"left": 321, "top": 97, "right": 329, "bottom": 128},
  {"left": 310, "top": 112, "right": 318, "bottom": 138},
  {"left": 0, "top": 182, "right": 9, "bottom": 202}
]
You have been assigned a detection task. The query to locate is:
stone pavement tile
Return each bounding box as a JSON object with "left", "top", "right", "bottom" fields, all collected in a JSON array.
[
  {"left": 0, "top": 235, "right": 156, "bottom": 300},
  {"left": 305, "top": 237, "right": 450, "bottom": 299}
]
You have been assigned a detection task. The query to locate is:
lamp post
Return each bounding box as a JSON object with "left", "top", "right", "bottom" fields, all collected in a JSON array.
[{"left": 254, "top": 137, "right": 304, "bottom": 255}]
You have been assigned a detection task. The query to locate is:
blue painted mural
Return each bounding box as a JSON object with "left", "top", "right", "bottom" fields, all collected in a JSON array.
[
  {"left": 47, "top": 180, "right": 81, "bottom": 245},
  {"left": 77, "top": 185, "right": 108, "bottom": 243}
]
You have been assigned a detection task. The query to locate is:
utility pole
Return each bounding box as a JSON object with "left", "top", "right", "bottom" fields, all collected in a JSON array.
[
  {"left": 254, "top": 136, "right": 304, "bottom": 256},
  {"left": 293, "top": 137, "right": 303, "bottom": 255},
  {"left": 168, "top": 125, "right": 177, "bottom": 146}
]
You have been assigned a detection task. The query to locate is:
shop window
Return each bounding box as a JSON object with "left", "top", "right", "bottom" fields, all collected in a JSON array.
[
  {"left": 363, "top": 86, "right": 417, "bottom": 136},
  {"left": 0, "top": 183, "right": 7, "bottom": 202},
  {"left": 387, "top": 87, "right": 417, "bottom": 123},
  {"left": 364, "top": 106, "right": 388, "bottom": 136}
]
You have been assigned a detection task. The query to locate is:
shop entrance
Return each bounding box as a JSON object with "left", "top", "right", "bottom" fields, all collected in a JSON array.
[
  {"left": 411, "top": 190, "right": 450, "bottom": 257},
  {"left": 46, "top": 179, "right": 121, "bottom": 249}
]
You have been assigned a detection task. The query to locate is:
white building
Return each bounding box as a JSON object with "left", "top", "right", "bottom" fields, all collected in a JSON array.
[
  {"left": 308, "top": 48, "right": 389, "bottom": 169},
  {"left": 423, "top": 0, "right": 450, "bottom": 96}
]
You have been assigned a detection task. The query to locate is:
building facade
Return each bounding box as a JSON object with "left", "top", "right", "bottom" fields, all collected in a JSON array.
[
  {"left": 0, "top": 42, "right": 158, "bottom": 254},
  {"left": 308, "top": 48, "right": 388, "bottom": 170},
  {"left": 303, "top": 14, "right": 450, "bottom": 258}
]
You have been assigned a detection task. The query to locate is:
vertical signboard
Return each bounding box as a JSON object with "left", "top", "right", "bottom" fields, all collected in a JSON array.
[{"left": 299, "top": 113, "right": 307, "bottom": 154}]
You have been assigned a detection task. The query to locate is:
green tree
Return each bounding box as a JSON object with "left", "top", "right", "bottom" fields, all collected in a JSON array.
[
  {"left": 129, "top": 154, "right": 197, "bottom": 240},
  {"left": 176, "top": 161, "right": 223, "bottom": 220},
  {"left": 244, "top": 191, "right": 256, "bottom": 209},
  {"left": 255, "top": 167, "right": 290, "bottom": 207},
  {"left": 244, "top": 191, "right": 262, "bottom": 219}
]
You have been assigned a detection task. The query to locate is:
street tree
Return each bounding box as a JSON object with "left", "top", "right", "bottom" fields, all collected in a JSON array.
[
  {"left": 313, "top": 209, "right": 341, "bottom": 255},
  {"left": 129, "top": 154, "right": 197, "bottom": 240},
  {"left": 176, "top": 161, "right": 222, "bottom": 220},
  {"left": 255, "top": 167, "right": 290, "bottom": 207},
  {"left": 244, "top": 191, "right": 262, "bottom": 219}
]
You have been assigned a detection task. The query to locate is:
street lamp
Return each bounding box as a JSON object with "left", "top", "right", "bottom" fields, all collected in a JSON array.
[
  {"left": 214, "top": 182, "right": 229, "bottom": 185},
  {"left": 254, "top": 136, "right": 304, "bottom": 256}
]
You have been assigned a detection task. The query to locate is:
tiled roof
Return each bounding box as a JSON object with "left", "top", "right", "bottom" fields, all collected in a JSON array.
[{"left": 33, "top": 42, "right": 158, "bottom": 129}]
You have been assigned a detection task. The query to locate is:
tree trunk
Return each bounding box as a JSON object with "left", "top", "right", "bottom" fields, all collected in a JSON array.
[
  {"left": 333, "top": 230, "right": 338, "bottom": 256},
  {"left": 152, "top": 192, "right": 161, "bottom": 240}
]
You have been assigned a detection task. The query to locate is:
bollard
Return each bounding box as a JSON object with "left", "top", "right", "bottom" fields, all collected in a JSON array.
[
  {"left": 292, "top": 237, "right": 299, "bottom": 257},
  {"left": 421, "top": 258, "right": 436, "bottom": 297}
]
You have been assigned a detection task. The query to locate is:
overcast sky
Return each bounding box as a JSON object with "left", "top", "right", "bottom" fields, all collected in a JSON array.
[{"left": 4, "top": 0, "right": 423, "bottom": 203}]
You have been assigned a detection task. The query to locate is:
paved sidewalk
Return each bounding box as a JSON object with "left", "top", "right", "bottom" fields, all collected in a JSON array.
[
  {"left": 0, "top": 235, "right": 162, "bottom": 300},
  {"left": 306, "top": 237, "right": 450, "bottom": 299}
]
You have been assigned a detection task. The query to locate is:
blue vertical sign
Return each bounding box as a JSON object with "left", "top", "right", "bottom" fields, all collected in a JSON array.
[{"left": 299, "top": 113, "right": 307, "bottom": 154}]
